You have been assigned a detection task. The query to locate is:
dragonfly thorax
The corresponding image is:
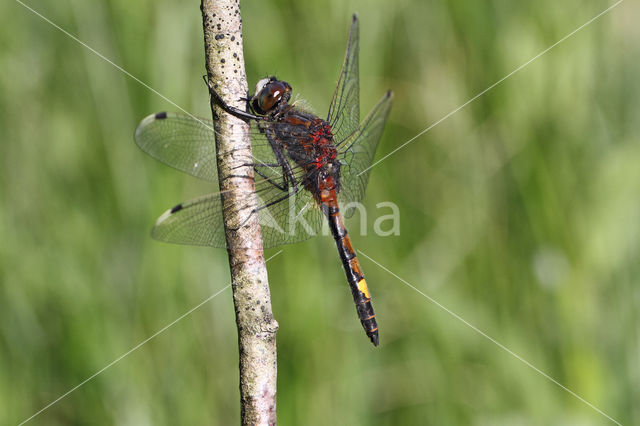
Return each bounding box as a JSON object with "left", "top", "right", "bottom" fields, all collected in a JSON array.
[{"left": 304, "top": 122, "right": 342, "bottom": 197}]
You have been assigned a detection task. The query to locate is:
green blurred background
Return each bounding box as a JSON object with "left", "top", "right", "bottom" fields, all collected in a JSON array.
[{"left": 1, "top": 0, "right": 638, "bottom": 424}]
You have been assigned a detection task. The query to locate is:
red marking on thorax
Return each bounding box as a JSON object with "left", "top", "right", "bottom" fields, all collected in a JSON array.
[
  {"left": 283, "top": 114, "right": 337, "bottom": 171},
  {"left": 309, "top": 123, "right": 337, "bottom": 169}
]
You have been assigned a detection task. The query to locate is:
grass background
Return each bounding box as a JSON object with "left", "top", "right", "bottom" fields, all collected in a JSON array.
[{"left": 1, "top": 0, "right": 638, "bottom": 424}]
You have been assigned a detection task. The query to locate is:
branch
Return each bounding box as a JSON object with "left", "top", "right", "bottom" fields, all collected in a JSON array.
[{"left": 200, "top": 1, "right": 278, "bottom": 424}]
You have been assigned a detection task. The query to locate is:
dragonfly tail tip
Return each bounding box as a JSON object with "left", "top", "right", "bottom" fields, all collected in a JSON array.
[{"left": 370, "top": 333, "right": 379, "bottom": 347}]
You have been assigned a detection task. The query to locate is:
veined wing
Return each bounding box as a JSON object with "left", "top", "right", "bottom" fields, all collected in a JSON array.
[
  {"left": 327, "top": 14, "right": 360, "bottom": 145},
  {"left": 137, "top": 113, "right": 326, "bottom": 248},
  {"left": 134, "top": 111, "right": 317, "bottom": 181},
  {"left": 151, "top": 165, "right": 324, "bottom": 249},
  {"left": 338, "top": 90, "right": 393, "bottom": 211},
  {"left": 151, "top": 192, "right": 227, "bottom": 247},
  {"left": 134, "top": 112, "right": 219, "bottom": 182}
]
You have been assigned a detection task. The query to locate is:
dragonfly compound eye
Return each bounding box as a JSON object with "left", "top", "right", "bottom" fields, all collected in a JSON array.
[{"left": 251, "top": 79, "right": 292, "bottom": 115}]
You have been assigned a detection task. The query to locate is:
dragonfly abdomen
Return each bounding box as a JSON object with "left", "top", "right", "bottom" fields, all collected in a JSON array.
[{"left": 322, "top": 195, "right": 379, "bottom": 346}]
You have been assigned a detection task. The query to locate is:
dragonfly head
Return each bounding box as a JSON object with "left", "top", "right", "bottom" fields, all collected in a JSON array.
[{"left": 251, "top": 76, "right": 292, "bottom": 115}]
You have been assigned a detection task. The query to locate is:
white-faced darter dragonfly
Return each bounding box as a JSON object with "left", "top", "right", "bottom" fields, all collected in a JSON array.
[{"left": 135, "top": 14, "right": 392, "bottom": 346}]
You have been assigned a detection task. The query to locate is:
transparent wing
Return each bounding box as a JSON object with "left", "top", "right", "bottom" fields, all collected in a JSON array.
[
  {"left": 138, "top": 115, "right": 326, "bottom": 249},
  {"left": 134, "top": 111, "right": 311, "bottom": 181},
  {"left": 151, "top": 192, "right": 227, "bottom": 247},
  {"left": 152, "top": 170, "right": 324, "bottom": 249},
  {"left": 134, "top": 112, "right": 219, "bottom": 182},
  {"left": 254, "top": 179, "right": 325, "bottom": 248},
  {"left": 338, "top": 91, "right": 393, "bottom": 212},
  {"left": 326, "top": 14, "right": 360, "bottom": 145}
]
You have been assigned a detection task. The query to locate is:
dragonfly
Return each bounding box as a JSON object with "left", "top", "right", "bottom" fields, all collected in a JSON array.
[{"left": 135, "top": 14, "right": 392, "bottom": 346}]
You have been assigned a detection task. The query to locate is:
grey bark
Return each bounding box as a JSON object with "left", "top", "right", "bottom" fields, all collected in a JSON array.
[{"left": 200, "top": 1, "right": 278, "bottom": 424}]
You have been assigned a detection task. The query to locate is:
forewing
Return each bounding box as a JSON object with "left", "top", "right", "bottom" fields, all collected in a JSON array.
[
  {"left": 135, "top": 112, "right": 304, "bottom": 182},
  {"left": 339, "top": 91, "right": 393, "bottom": 213},
  {"left": 135, "top": 112, "right": 219, "bottom": 182},
  {"left": 327, "top": 14, "right": 360, "bottom": 145}
]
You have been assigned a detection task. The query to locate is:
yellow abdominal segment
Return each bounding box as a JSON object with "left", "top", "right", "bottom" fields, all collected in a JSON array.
[{"left": 357, "top": 278, "right": 371, "bottom": 299}]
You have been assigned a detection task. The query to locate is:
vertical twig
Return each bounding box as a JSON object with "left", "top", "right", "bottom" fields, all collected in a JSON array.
[{"left": 200, "top": 1, "right": 278, "bottom": 424}]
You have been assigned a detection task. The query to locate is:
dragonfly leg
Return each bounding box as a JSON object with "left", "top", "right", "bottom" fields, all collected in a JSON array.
[
  {"left": 250, "top": 145, "right": 300, "bottom": 215},
  {"left": 253, "top": 166, "right": 288, "bottom": 192},
  {"left": 204, "top": 75, "right": 264, "bottom": 121},
  {"left": 263, "top": 128, "right": 299, "bottom": 194},
  {"left": 253, "top": 163, "right": 300, "bottom": 217},
  {"left": 229, "top": 146, "right": 301, "bottom": 231},
  {"left": 227, "top": 161, "right": 290, "bottom": 191},
  {"left": 255, "top": 185, "right": 299, "bottom": 213},
  {"left": 231, "top": 162, "right": 281, "bottom": 169},
  {"left": 251, "top": 147, "right": 298, "bottom": 194},
  {"left": 228, "top": 151, "right": 294, "bottom": 194},
  {"left": 233, "top": 183, "right": 301, "bottom": 232}
]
